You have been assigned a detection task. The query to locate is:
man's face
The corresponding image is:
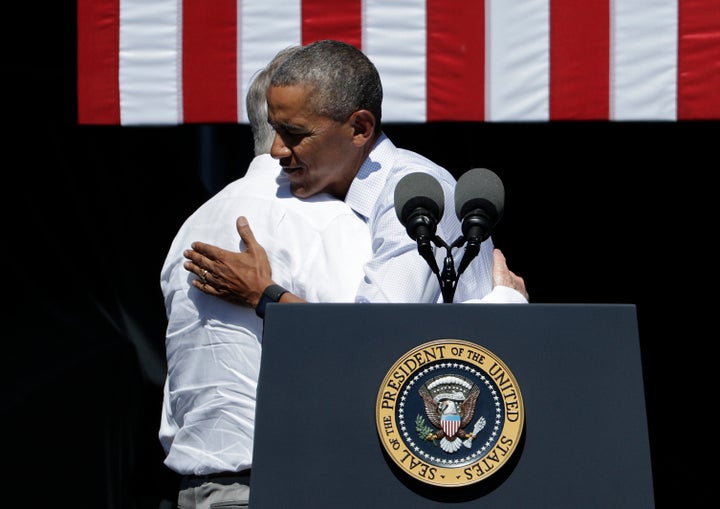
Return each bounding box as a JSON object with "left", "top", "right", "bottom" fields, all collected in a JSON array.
[{"left": 267, "top": 84, "right": 360, "bottom": 199}]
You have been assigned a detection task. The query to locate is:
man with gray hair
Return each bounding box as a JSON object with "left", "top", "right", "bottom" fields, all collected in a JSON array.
[{"left": 158, "top": 45, "right": 372, "bottom": 508}]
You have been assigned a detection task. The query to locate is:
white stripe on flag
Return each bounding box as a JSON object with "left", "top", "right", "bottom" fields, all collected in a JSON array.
[
  {"left": 239, "top": 0, "right": 303, "bottom": 123},
  {"left": 119, "top": 0, "right": 181, "bottom": 125},
  {"left": 365, "top": 0, "right": 427, "bottom": 122},
  {"left": 487, "top": 0, "right": 550, "bottom": 122},
  {"left": 612, "top": 0, "right": 678, "bottom": 120}
]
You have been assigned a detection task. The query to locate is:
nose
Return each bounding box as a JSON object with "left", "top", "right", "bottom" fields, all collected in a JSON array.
[{"left": 270, "top": 133, "right": 291, "bottom": 160}]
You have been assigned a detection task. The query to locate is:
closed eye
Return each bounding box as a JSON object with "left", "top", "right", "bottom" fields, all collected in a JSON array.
[{"left": 270, "top": 122, "right": 309, "bottom": 147}]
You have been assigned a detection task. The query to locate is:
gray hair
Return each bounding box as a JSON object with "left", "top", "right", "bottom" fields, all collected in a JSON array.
[
  {"left": 270, "top": 39, "right": 383, "bottom": 130},
  {"left": 246, "top": 46, "right": 301, "bottom": 155}
]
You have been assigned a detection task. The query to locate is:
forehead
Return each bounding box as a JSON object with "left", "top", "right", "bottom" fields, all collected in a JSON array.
[{"left": 267, "top": 84, "right": 318, "bottom": 124}]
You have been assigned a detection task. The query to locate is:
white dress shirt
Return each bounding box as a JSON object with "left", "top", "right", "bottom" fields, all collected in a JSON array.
[
  {"left": 159, "top": 154, "right": 372, "bottom": 475},
  {"left": 345, "top": 133, "right": 527, "bottom": 304}
]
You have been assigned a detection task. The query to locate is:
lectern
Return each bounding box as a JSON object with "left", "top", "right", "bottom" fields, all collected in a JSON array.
[{"left": 250, "top": 303, "right": 654, "bottom": 508}]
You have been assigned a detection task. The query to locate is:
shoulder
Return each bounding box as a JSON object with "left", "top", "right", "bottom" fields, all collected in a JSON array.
[
  {"left": 393, "top": 148, "right": 455, "bottom": 186},
  {"left": 245, "top": 153, "right": 282, "bottom": 176},
  {"left": 372, "top": 134, "right": 454, "bottom": 187}
]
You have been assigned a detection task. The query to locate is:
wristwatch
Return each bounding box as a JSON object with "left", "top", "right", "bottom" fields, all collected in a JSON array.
[{"left": 255, "top": 284, "right": 288, "bottom": 319}]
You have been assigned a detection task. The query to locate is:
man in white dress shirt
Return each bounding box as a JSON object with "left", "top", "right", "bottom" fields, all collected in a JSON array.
[{"left": 159, "top": 46, "right": 372, "bottom": 508}]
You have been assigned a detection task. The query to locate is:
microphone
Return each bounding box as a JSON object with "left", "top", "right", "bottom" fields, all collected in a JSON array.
[
  {"left": 454, "top": 168, "right": 505, "bottom": 275},
  {"left": 394, "top": 172, "right": 445, "bottom": 242},
  {"left": 394, "top": 172, "right": 445, "bottom": 274}
]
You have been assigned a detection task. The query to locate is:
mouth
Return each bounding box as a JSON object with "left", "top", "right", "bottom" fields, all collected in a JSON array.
[{"left": 282, "top": 166, "right": 303, "bottom": 176}]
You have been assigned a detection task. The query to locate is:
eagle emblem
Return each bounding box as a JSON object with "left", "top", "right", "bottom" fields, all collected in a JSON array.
[{"left": 417, "top": 375, "right": 486, "bottom": 453}]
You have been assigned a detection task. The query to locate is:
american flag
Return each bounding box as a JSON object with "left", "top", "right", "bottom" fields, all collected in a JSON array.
[{"left": 77, "top": 0, "right": 720, "bottom": 125}]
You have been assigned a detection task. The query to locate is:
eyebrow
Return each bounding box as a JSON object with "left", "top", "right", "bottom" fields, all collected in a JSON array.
[{"left": 271, "top": 120, "right": 308, "bottom": 134}]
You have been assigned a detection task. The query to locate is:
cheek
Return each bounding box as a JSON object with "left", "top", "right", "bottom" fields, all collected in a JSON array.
[
  {"left": 302, "top": 140, "right": 337, "bottom": 173},
  {"left": 301, "top": 128, "right": 351, "bottom": 181},
  {"left": 315, "top": 137, "right": 348, "bottom": 167}
]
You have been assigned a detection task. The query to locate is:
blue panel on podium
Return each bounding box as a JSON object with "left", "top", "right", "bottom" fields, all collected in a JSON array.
[{"left": 250, "top": 303, "right": 654, "bottom": 508}]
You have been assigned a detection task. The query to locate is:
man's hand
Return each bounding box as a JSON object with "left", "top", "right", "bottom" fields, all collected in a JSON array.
[
  {"left": 183, "top": 216, "right": 274, "bottom": 308},
  {"left": 492, "top": 249, "right": 528, "bottom": 301}
]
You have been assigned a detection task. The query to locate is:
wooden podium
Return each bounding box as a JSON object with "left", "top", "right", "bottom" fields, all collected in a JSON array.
[{"left": 250, "top": 303, "right": 655, "bottom": 508}]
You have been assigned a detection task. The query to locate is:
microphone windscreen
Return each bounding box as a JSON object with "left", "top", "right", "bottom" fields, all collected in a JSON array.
[
  {"left": 454, "top": 168, "right": 504, "bottom": 224},
  {"left": 394, "top": 172, "right": 445, "bottom": 225}
]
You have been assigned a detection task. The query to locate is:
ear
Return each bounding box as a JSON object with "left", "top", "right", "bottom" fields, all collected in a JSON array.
[{"left": 349, "top": 110, "right": 376, "bottom": 147}]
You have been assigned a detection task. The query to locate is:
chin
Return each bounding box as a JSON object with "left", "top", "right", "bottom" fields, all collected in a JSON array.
[{"left": 289, "top": 185, "right": 310, "bottom": 199}]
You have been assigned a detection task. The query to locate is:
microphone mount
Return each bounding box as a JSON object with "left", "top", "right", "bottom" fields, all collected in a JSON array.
[{"left": 422, "top": 233, "right": 469, "bottom": 304}]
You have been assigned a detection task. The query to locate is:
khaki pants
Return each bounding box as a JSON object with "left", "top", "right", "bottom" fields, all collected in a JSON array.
[{"left": 178, "top": 471, "right": 251, "bottom": 509}]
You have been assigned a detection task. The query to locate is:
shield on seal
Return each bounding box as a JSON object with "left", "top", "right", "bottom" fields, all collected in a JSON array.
[{"left": 441, "top": 413, "right": 461, "bottom": 438}]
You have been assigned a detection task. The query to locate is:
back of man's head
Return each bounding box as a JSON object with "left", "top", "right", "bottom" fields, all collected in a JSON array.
[
  {"left": 247, "top": 45, "right": 301, "bottom": 155},
  {"left": 271, "top": 39, "right": 383, "bottom": 131}
]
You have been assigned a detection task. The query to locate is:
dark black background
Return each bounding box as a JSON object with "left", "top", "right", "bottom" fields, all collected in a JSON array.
[{"left": 5, "top": 1, "right": 713, "bottom": 507}]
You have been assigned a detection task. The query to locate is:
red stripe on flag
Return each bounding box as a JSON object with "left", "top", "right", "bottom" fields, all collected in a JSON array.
[
  {"left": 77, "top": 0, "right": 120, "bottom": 125},
  {"left": 550, "top": 0, "right": 610, "bottom": 120},
  {"left": 301, "top": 0, "right": 362, "bottom": 49},
  {"left": 182, "top": 0, "right": 238, "bottom": 123},
  {"left": 678, "top": 0, "right": 720, "bottom": 120},
  {"left": 426, "top": 0, "right": 485, "bottom": 121}
]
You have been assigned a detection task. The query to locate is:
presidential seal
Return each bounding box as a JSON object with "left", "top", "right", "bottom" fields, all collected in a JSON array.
[{"left": 375, "top": 339, "right": 524, "bottom": 487}]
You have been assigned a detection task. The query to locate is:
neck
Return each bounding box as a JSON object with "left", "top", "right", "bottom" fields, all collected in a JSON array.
[{"left": 334, "top": 131, "right": 381, "bottom": 200}]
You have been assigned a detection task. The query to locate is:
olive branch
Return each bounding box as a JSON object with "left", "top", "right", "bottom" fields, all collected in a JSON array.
[{"left": 416, "top": 415, "right": 438, "bottom": 445}]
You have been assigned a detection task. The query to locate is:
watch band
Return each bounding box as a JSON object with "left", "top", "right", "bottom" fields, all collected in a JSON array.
[{"left": 255, "top": 284, "right": 288, "bottom": 319}]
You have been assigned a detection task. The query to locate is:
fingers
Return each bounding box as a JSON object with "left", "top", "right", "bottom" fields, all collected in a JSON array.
[
  {"left": 183, "top": 221, "right": 243, "bottom": 279},
  {"left": 184, "top": 217, "right": 256, "bottom": 269},
  {"left": 190, "top": 276, "right": 221, "bottom": 296},
  {"left": 188, "top": 239, "right": 226, "bottom": 260},
  {"left": 491, "top": 249, "right": 509, "bottom": 283},
  {"left": 235, "top": 216, "right": 259, "bottom": 251},
  {"left": 183, "top": 244, "right": 225, "bottom": 287},
  {"left": 183, "top": 246, "right": 204, "bottom": 266},
  {"left": 183, "top": 249, "right": 211, "bottom": 279},
  {"left": 492, "top": 249, "right": 529, "bottom": 300},
  {"left": 183, "top": 258, "right": 211, "bottom": 286}
]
